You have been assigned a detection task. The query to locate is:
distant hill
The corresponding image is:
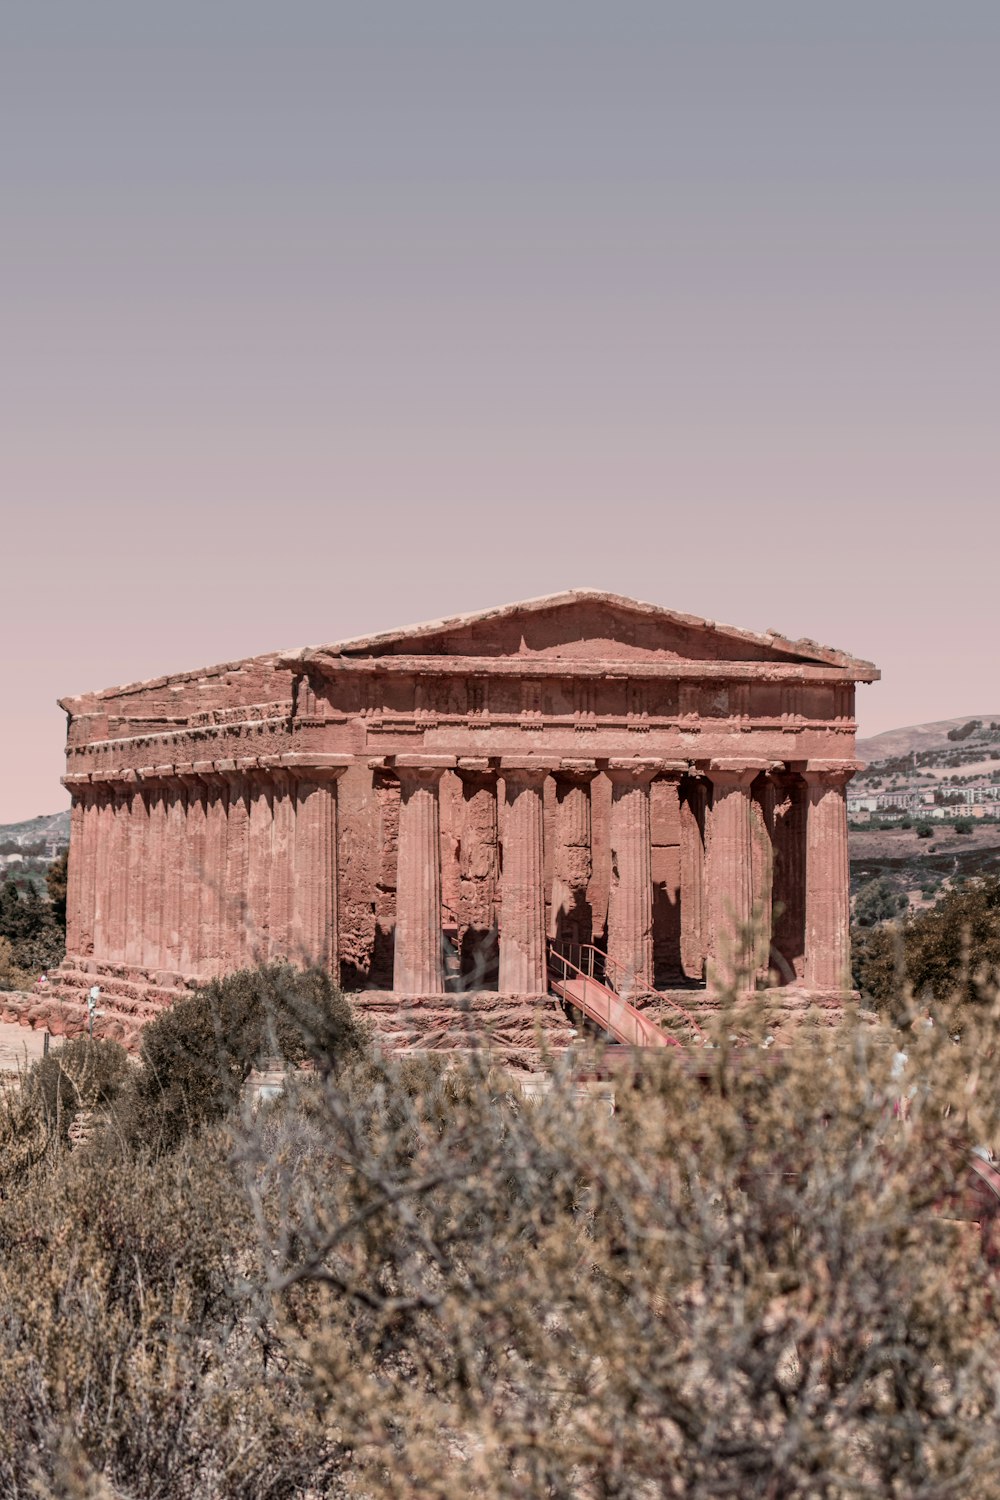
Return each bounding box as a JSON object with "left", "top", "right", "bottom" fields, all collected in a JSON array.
[
  {"left": 857, "top": 716, "right": 1000, "bottom": 764},
  {"left": 0, "top": 810, "right": 70, "bottom": 847}
]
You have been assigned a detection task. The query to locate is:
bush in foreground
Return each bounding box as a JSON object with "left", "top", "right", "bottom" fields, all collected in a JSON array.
[
  {"left": 124, "top": 962, "right": 368, "bottom": 1150},
  {"left": 1, "top": 966, "right": 1000, "bottom": 1495}
]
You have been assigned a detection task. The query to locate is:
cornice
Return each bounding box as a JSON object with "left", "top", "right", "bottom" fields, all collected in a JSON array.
[{"left": 293, "top": 654, "right": 877, "bottom": 685}]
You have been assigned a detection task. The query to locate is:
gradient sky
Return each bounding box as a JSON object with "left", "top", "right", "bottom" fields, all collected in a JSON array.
[{"left": 2, "top": 2, "right": 998, "bottom": 821}]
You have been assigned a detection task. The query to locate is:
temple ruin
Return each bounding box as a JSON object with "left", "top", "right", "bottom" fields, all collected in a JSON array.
[{"left": 38, "top": 591, "right": 878, "bottom": 1054}]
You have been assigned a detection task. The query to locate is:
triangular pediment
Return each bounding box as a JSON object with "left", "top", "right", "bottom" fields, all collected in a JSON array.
[{"left": 296, "top": 591, "right": 875, "bottom": 672}]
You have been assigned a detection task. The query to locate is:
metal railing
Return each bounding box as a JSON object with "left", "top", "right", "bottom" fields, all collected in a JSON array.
[
  {"left": 547, "top": 942, "right": 681, "bottom": 1049},
  {"left": 548, "top": 939, "right": 705, "bottom": 1038}
]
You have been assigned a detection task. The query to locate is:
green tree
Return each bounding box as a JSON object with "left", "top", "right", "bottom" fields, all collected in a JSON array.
[
  {"left": 854, "top": 875, "right": 1000, "bottom": 1007},
  {"left": 124, "top": 962, "right": 367, "bottom": 1150},
  {"left": 0, "top": 879, "right": 63, "bottom": 973},
  {"left": 853, "top": 876, "right": 907, "bottom": 928},
  {"left": 45, "top": 850, "right": 68, "bottom": 932}
]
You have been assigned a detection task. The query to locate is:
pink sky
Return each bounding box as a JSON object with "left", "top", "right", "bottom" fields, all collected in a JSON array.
[{"left": 2, "top": 4, "right": 997, "bottom": 822}]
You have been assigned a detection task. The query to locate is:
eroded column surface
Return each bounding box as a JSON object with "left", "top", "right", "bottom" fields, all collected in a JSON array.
[
  {"left": 705, "top": 761, "right": 766, "bottom": 988},
  {"left": 291, "top": 769, "right": 343, "bottom": 972},
  {"left": 607, "top": 759, "right": 659, "bottom": 993},
  {"left": 803, "top": 762, "right": 856, "bottom": 993},
  {"left": 679, "top": 776, "right": 708, "bottom": 982},
  {"left": 456, "top": 762, "right": 499, "bottom": 984},
  {"left": 393, "top": 760, "right": 446, "bottom": 994},
  {"left": 550, "top": 762, "right": 596, "bottom": 946},
  {"left": 498, "top": 761, "right": 548, "bottom": 995},
  {"left": 771, "top": 772, "right": 807, "bottom": 983}
]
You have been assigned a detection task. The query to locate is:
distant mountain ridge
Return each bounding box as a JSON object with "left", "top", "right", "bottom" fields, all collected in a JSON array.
[
  {"left": 856, "top": 716, "right": 1000, "bottom": 765},
  {"left": 0, "top": 810, "right": 71, "bottom": 846}
]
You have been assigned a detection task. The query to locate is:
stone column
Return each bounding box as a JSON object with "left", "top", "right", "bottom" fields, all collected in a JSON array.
[
  {"left": 371, "top": 769, "right": 401, "bottom": 988},
  {"left": 123, "top": 781, "right": 147, "bottom": 968},
  {"left": 268, "top": 769, "right": 295, "bottom": 963},
  {"left": 771, "top": 771, "right": 807, "bottom": 983},
  {"left": 550, "top": 761, "right": 597, "bottom": 946},
  {"left": 705, "top": 760, "right": 767, "bottom": 988},
  {"left": 196, "top": 768, "right": 228, "bottom": 977},
  {"left": 679, "top": 776, "right": 708, "bottom": 982},
  {"left": 112, "top": 783, "right": 135, "bottom": 965},
  {"left": 246, "top": 768, "right": 273, "bottom": 963},
  {"left": 291, "top": 764, "right": 346, "bottom": 973},
  {"left": 77, "top": 787, "right": 99, "bottom": 958},
  {"left": 606, "top": 759, "right": 660, "bottom": 993},
  {"left": 179, "top": 772, "right": 206, "bottom": 974},
  {"left": 222, "top": 770, "right": 251, "bottom": 969},
  {"left": 750, "top": 773, "right": 778, "bottom": 983},
  {"left": 141, "top": 780, "right": 168, "bottom": 972},
  {"left": 393, "top": 758, "right": 448, "bottom": 994},
  {"left": 498, "top": 761, "right": 549, "bottom": 995},
  {"left": 91, "top": 784, "right": 114, "bottom": 960},
  {"left": 101, "top": 786, "right": 123, "bottom": 964},
  {"left": 803, "top": 761, "right": 856, "bottom": 993},
  {"left": 65, "top": 790, "right": 86, "bottom": 956},
  {"left": 161, "top": 776, "right": 187, "bottom": 972},
  {"left": 456, "top": 760, "right": 499, "bottom": 983}
]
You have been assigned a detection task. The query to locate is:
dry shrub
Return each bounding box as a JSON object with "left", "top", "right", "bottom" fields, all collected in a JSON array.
[
  {"left": 240, "top": 999, "right": 1000, "bottom": 1499},
  {"left": 29, "top": 1035, "right": 132, "bottom": 1142},
  {"left": 1, "top": 966, "right": 1000, "bottom": 1495}
]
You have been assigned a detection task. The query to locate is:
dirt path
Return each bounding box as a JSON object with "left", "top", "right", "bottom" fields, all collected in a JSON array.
[{"left": 0, "top": 1020, "right": 51, "bottom": 1074}]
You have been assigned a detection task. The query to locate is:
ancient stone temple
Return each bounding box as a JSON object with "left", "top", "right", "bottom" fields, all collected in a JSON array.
[{"left": 39, "top": 592, "right": 877, "bottom": 1054}]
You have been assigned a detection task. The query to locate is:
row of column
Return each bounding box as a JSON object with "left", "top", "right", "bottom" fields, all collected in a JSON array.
[
  {"left": 704, "top": 758, "right": 853, "bottom": 992},
  {"left": 66, "top": 766, "right": 342, "bottom": 978},
  {"left": 391, "top": 757, "right": 551, "bottom": 994},
  {"left": 390, "top": 755, "right": 854, "bottom": 997},
  {"left": 65, "top": 753, "right": 853, "bottom": 996}
]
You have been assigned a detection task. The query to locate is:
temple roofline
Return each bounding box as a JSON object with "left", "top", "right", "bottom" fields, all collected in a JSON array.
[
  {"left": 57, "top": 589, "right": 880, "bottom": 715},
  {"left": 283, "top": 589, "right": 878, "bottom": 675}
]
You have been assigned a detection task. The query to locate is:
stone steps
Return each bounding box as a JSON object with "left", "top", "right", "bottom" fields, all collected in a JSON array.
[
  {"left": 0, "top": 990, "right": 144, "bottom": 1048},
  {"left": 50, "top": 967, "right": 183, "bottom": 1017}
]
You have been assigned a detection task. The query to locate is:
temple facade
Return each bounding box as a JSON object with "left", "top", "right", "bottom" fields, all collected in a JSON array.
[{"left": 44, "top": 592, "right": 878, "bottom": 1050}]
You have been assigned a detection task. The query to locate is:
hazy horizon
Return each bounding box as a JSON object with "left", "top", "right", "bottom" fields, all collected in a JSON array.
[{"left": 2, "top": 3, "right": 997, "bottom": 821}]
